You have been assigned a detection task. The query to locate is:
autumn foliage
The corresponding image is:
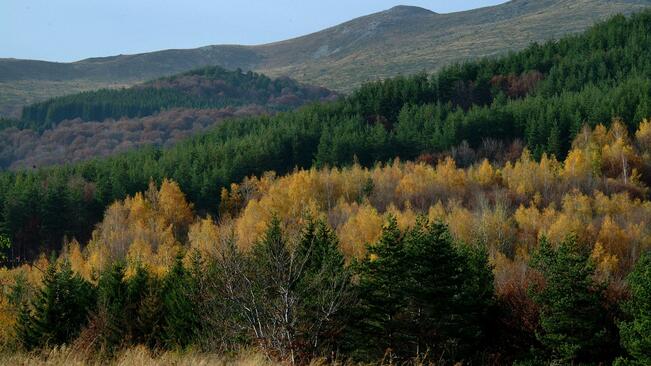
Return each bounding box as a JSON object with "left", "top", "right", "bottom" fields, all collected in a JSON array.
[{"left": 0, "top": 121, "right": 650, "bottom": 363}]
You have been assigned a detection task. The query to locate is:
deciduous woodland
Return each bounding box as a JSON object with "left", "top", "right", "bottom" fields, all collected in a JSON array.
[{"left": 3, "top": 10, "right": 651, "bottom": 365}]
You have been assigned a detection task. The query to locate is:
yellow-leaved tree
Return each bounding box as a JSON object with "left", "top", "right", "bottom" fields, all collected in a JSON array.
[
  {"left": 84, "top": 179, "right": 193, "bottom": 277},
  {"left": 336, "top": 202, "right": 383, "bottom": 258}
]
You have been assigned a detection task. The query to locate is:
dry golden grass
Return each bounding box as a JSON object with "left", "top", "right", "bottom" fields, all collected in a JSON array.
[{"left": 0, "top": 346, "right": 284, "bottom": 366}]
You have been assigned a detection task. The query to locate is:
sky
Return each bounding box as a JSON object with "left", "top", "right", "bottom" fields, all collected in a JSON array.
[{"left": 0, "top": 0, "right": 508, "bottom": 63}]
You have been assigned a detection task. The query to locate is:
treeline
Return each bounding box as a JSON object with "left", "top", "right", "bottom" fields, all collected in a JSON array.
[
  {"left": 3, "top": 10, "right": 651, "bottom": 261},
  {"left": 19, "top": 66, "right": 336, "bottom": 130},
  {"left": 0, "top": 118, "right": 21, "bottom": 131}
]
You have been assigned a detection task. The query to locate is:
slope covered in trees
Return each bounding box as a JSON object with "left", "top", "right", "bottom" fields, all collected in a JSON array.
[
  {"left": 2, "top": 10, "right": 651, "bottom": 265},
  {"left": 0, "top": 67, "right": 336, "bottom": 170},
  {"left": 1, "top": 107, "right": 267, "bottom": 170},
  {"left": 18, "top": 66, "right": 336, "bottom": 130},
  {"left": 3, "top": 121, "right": 651, "bottom": 363}
]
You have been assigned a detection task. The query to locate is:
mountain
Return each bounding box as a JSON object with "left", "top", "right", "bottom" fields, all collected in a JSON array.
[{"left": 1, "top": 0, "right": 649, "bottom": 117}]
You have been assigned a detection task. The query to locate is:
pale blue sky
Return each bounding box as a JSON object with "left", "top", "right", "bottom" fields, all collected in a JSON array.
[{"left": 0, "top": 0, "right": 507, "bottom": 62}]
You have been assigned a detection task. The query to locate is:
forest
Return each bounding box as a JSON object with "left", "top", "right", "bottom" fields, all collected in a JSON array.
[
  {"left": 3, "top": 11, "right": 651, "bottom": 262},
  {"left": 18, "top": 66, "right": 336, "bottom": 130},
  {"left": 3, "top": 120, "right": 651, "bottom": 364},
  {"left": 2, "top": 10, "right": 651, "bottom": 365},
  {"left": 0, "top": 107, "right": 268, "bottom": 170}
]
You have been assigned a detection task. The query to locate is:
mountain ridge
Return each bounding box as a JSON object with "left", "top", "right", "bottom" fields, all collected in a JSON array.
[{"left": 0, "top": 0, "right": 650, "bottom": 117}]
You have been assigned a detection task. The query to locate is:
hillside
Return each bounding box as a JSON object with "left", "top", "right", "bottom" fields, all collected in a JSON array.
[
  {"left": 0, "top": 66, "right": 336, "bottom": 169},
  {"left": 4, "top": 6, "right": 651, "bottom": 365},
  {"left": 4, "top": 9, "right": 651, "bottom": 365},
  {"left": 0, "top": 0, "right": 649, "bottom": 117},
  {"left": 6, "top": 118, "right": 651, "bottom": 363},
  {"left": 2, "top": 9, "right": 651, "bottom": 262},
  {"left": 18, "top": 65, "right": 336, "bottom": 129}
]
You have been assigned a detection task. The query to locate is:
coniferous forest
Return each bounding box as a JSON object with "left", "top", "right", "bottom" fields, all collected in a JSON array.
[
  {"left": 18, "top": 66, "right": 336, "bottom": 130},
  {"left": 3, "top": 9, "right": 651, "bottom": 366}
]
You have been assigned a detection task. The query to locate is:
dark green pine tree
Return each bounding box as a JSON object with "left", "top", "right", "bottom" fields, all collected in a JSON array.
[
  {"left": 96, "top": 261, "right": 129, "bottom": 352},
  {"left": 125, "top": 263, "right": 151, "bottom": 344},
  {"left": 162, "top": 253, "right": 200, "bottom": 349},
  {"left": 616, "top": 251, "right": 651, "bottom": 365},
  {"left": 16, "top": 258, "right": 96, "bottom": 349},
  {"left": 403, "top": 219, "right": 494, "bottom": 362},
  {"left": 15, "top": 302, "right": 38, "bottom": 349},
  {"left": 403, "top": 218, "right": 461, "bottom": 359},
  {"left": 456, "top": 242, "right": 496, "bottom": 351},
  {"left": 136, "top": 275, "right": 165, "bottom": 349},
  {"left": 8, "top": 271, "right": 33, "bottom": 308},
  {"left": 530, "top": 236, "right": 613, "bottom": 364},
  {"left": 253, "top": 216, "right": 291, "bottom": 286},
  {"left": 546, "top": 122, "right": 562, "bottom": 159},
  {"left": 351, "top": 216, "right": 409, "bottom": 361},
  {"left": 295, "top": 218, "right": 353, "bottom": 357},
  {"left": 12, "top": 272, "right": 37, "bottom": 348},
  {"left": 297, "top": 218, "right": 347, "bottom": 282}
]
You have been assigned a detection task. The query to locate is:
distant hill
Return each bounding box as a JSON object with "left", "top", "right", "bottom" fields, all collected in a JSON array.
[
  {"left": 18, "top": 66, "right": 336, "bottom": 130},
  {"left": 0, "top": 0, "right": 649, "bottom": 117},
  {"left": 0, "top": 66, "right": 337, "bottom": 169}
]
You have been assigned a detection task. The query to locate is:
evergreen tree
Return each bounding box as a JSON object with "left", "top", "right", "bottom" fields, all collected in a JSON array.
[
  {"left": 125, "top": 263, "right": 151, "bottom": 344},
  {"left": 403, "top": 219, "right": 494, "bottom": 362},
  {"left": 162, "top": 253, "right": 200, "bottom": 349},
  {"left": 349, "top": 218, "right": 495, "bottom": 363},
  {"left": 16, "top": 259, "right": 96, "bottom": 349},
  {"left": 351, "top": 216, "right": 408, "bottom": 361},
  {"left": 15, "top": 302, "right": 38, "bottom": 349},
  {"left": 136, "top": 275, "right": 165, "bottom": 349},
  {"left": 546, "top": 122, "right": 562, "bottom": 158},
  {"left": 456, "top": 243, "right": 496, "bottom": 352},
  {"left": 616, "top": 251, "right": 651, "bottom": 365},
  {"left": 529, "top": 236, "right": 613, "bottom": 364},
  {"left": 7, "top": 271, "right": 33, "bottom": 308},
  {"left": 295, "top": 218, "right": 353, "bottom": 358},
  {"left": 403, "top": 219, "right": 462, "bottom": 359},
  {"left": 96, "top": 261, "right": 129, "bottom": 352}
]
